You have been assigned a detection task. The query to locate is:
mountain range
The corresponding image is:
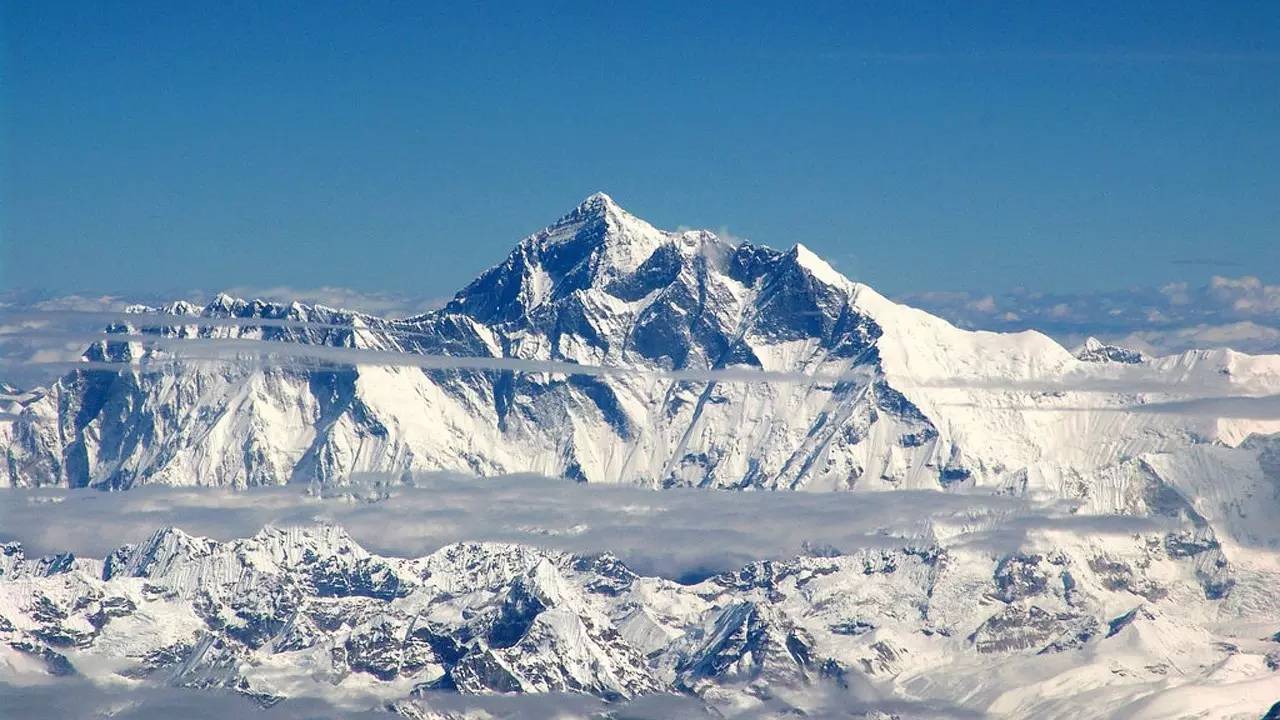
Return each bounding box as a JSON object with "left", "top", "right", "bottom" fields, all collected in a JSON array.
[
  {"left": 4, "top": 193, "right": 1279, "bottom": 496},
  {"left": 3, "top": 194, "right": 1280, "bottom": 718}
]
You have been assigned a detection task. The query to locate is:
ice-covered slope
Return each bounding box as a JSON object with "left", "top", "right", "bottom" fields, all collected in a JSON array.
[
  {"left": 3, "top": 192, "right": 1280, "bottom": 496},
  {"left": 3, "top": 521, "right": 1278, "bottom": 718}
]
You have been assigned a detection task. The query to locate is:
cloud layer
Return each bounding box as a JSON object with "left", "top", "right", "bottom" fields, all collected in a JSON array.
[
  {"left": 0, "top": 473, "right": 1160, "bottom": 581},
  {"left": 901, "top": 274, "right": 1280, "bottom": 356},
  {"left": 0, "top": 677, "right": 979, "bottom": 720},
  {"left": 6, "top": 274, "right": 1280, "bottom": 394}
]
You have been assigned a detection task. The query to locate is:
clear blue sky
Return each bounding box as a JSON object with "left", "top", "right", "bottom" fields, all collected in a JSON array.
[{"left": 3, "top": 1, "right": 1278, "bottom": 299}]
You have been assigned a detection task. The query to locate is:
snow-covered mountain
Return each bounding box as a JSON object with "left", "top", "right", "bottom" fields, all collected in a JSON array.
[
  {"left": 3, "top": 519, "right": 1278, "bottom": 718},
  {"left": 4, "top": 192, "right": 1279, "bottom": 497},
  {"left": 4, "top": 193, "right": 1280, "bottom": 717}
]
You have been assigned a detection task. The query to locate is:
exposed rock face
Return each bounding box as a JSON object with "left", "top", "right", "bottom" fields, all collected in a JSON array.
[{"left": 1075, "top": 336, "right": 1146, "bottom": 364}]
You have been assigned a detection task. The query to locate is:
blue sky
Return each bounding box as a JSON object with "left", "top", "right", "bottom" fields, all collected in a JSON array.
[{"left": 2, "top": 1, "right": 1278, "bottom": 299}]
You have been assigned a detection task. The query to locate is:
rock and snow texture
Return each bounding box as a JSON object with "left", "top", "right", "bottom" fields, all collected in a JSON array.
[
  {"left": 4, "top": 192, "right": 1280, "bottom": 495},
  {"left": 1076, "top": 336, "right": 1147, "bottom": 364},
  {"left": 2, "top": 521, "right": 1279, "bottom": 718},
  {"left": 4, "top": 194, "right": 1280, "bottom": 716}
]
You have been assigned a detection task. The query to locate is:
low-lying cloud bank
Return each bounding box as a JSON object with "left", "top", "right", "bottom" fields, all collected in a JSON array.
[
  {"left": 901, "top": 274, "right": 1280, "bottom": 356},
  {"left": 0, "top": 473, "right": 1160, "bottom": 581},
  {"left": 0, "top": 678, "right": 981, "bottom": 720}
]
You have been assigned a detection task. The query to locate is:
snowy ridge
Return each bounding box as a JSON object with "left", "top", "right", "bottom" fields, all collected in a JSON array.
[{"left": 2, "top": 520, "right": 1279, "bottom": 717}]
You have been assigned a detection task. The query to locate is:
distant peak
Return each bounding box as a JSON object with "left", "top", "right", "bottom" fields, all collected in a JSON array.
[{"left": 1076, "top": 337, "right": 1145, "bottom": 364}]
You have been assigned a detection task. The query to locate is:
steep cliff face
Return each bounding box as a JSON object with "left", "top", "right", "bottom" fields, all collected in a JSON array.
[{"left": 3, "top": 193, "right": 1280, "bottom": 494}]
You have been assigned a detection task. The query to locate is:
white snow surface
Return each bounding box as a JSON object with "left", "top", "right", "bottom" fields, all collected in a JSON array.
[
  {"left": 1, "top": 512, "right": 1278, "bottom": 719},
  {"left": 2, "top": 194, "right": 1280, "bottom": 717}
]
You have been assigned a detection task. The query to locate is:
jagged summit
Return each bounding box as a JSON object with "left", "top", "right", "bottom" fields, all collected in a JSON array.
[
  {"left": 575, "top": 190, "right": 621, "bottom": 214},
  {"left": 1076, "top": 336, "right": 1146, "bottom": 364},
  {"left": 540, "top": 191, "right": 644, "bottom": 239},
  {"left": 446, "top": 194, "right": 859, "bottom": 319},
  {"left": 445, "top": 194, "right": 700, "bottom": 322}
]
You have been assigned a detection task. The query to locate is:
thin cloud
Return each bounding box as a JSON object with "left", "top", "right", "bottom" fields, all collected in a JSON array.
[
  {"left": 219, "top": 285, "right": 445, "bottom": 317},
  {"left": 1, "top": 321, "right": 1265, "bottom": 416},
  {"left": 1127, "top": 394, "right": 1280, "bottom": 419},
  {"left": 0, "top": 676, "right": 983, "bottom": 720},
  {"left": 0, "top": 328, "right": 877, "bottom": 386},
  {"left": 934, "top": 394, "right": 1280, "bottom": 420},
  {"left": 1171, "top": 258, "right": 1244, "bottom": 268},
  {"left": 1, "top": 300, "right": 1274, "bottom": 415},
  {"left": 0, "top": 308, "right": 444, "bottom": 342},
  {"left": 901, "top": 274, "right": 1280, "bottom": 357},
  {"left": 835, "top": 49, "right": 1280, "bottom": 65},
  {"left": 675, "top": 224, "right": 748, "bottom": 246},
  {"left": 0, "top": 473, "right": 1150, "bottom": 582}
]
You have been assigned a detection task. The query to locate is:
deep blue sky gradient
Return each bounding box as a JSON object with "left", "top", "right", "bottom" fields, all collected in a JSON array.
[{"left": 3, "top": 1, "right": 1278, "bottom": 298}]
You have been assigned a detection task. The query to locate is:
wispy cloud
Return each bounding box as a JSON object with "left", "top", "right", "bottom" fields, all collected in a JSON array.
[
  {"left": 935, "top": 394, "right": 1280, "bottom": 420},
  {"left": 676, "top": 224, "right": 749, "bottom": 246},
  {"left": 829, "top": 49, "right": 1280, "bottom": 65},
  {"left": 219, "top": 285, "right": 445, "bottom": 317},
  {"left": 1, "top": 328, "right": 877, "bottom": 386},
  {"left": 5, "top": 309, "right": 1277, "bottom": 420},
  {"left": 0, "top": 674, "right": 983, "bottom": 719},
  {"left": 0, "top": 473, "right": 1150, "bottom": 581},
  {"left": 0, "top": 308, "right": 439, "bottom": 340},
  {"left": 1124, "top": 394, "right": 1280, "bottom": 419},
  {"left": 7, "top": 273, "right": 1280, "bottom": 407},
  {"left": 1170, "top": 258, "right": 1245, "bottom": 268},
  {"left": 900, "top": 274, "right": 1280, "bottom": 356},
  {"left": 0, "top": 289, "right": 448, "bottom": 387}
]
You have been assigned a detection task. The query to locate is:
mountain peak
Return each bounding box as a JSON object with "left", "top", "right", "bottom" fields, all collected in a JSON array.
[
  {"left": 524, "top": 193, "right": 654, "bottom": 256},
  {"left": 788, "top": 243, "right": 848, "bottom": 288},
  {"left": 1076, "top": 336, "right": 1145, "bottom": 364},
  {"left": 578, "top": 191, "right": 618, "bottom": 210},
  {"left": 558, "top": 191, "right": 628, "bottom": 226}
]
